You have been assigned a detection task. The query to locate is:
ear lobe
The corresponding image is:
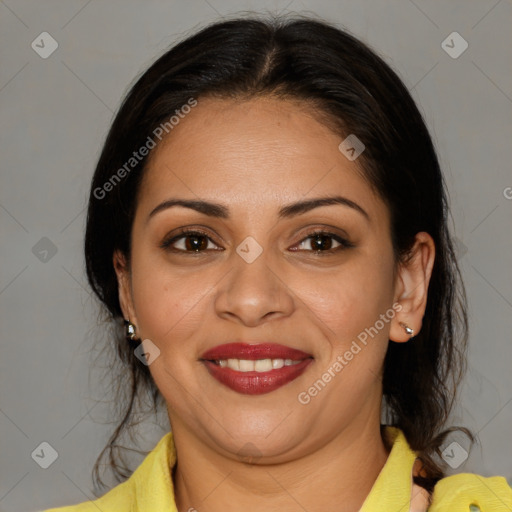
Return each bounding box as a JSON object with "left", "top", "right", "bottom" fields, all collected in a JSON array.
[
  {"left": 113, "top": 250, "right": 137, "bottom": 324},
  {"left": 390, "top": 232, "right": 435, "bottom": 343},
  {"left": 389, "top": 319, "right": 415, "bottom": 343}
]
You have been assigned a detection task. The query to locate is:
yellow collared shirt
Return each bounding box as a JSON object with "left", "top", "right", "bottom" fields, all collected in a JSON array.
[{"left": 45, "top": 427, "right": 512, "bottom": 511}]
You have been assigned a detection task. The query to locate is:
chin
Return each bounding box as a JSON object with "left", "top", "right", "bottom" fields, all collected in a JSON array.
[{"left": 204, "top": 413, "right": 304, "bottom": 459}]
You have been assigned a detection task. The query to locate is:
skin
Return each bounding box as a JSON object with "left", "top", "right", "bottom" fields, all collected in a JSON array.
[{"left": 114, "top": 96, "right": 435, "bottom": 512}]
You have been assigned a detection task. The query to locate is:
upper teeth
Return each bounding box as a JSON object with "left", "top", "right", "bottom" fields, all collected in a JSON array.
[{"left": 217, "top": 358, "right": 302, "bottom": 372}]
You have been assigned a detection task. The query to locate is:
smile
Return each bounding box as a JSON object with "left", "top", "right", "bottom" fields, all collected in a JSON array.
[{"left": 200, "top": 342, "right": 313, "bottom": 395}]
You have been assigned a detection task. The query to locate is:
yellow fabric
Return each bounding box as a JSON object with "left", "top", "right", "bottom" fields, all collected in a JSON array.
[
  {"left": 45, "top": 427, "right": 512, "bottom": 512},
  {"left": 358, "top": 426, "right": 416, "bottom": 511},
  {"left": 429, "top": 473, "right": 512, "bottom": 512}
]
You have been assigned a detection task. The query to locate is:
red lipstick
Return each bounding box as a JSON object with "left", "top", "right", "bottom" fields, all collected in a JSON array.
[{"left": 200, "top": 343, "right": 313, "bottom": 395}]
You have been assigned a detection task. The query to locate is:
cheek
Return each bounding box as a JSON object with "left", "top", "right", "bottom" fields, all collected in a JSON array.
[
  {"left": 298, "top": 248, "right": 396, "bottom": 349},
  {"left": 294, "top": 255, "right": 394, "bottom": 422},
  {"left": 129, "top": 251, "right": 213, "bottom": 351}
]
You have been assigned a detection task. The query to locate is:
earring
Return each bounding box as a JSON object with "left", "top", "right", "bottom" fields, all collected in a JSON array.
[
  {"left": 399, "top": 322, "right": 414, "bottom": 337},
  {"left": 125, "top": 320, "right": 137, "bottom": 341}
]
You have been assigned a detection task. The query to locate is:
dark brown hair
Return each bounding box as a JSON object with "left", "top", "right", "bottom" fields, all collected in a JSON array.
[{"left": 84, "top": 14, "right": 471, "bottom": 496}]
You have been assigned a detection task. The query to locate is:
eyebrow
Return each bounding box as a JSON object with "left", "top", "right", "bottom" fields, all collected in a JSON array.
[{"left": 147, "top": 195, "right": 370, "bottom": 223}]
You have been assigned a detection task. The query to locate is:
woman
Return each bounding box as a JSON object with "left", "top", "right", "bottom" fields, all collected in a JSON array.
[{"left": 45, "top": 15, "right": 512, "bottom": 512}]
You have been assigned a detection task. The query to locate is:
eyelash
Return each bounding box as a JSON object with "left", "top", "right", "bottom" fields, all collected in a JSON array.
[{"left": 160, "top": 228, "right": 354, "bottom": 255}]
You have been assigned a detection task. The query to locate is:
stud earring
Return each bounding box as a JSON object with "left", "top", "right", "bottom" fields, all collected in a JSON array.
[
  {"left": 125, "top": 320, "right": 138, "bottom": 341},
  {"left": 399, "top": 322, "right": 414, "bottom": 337}
]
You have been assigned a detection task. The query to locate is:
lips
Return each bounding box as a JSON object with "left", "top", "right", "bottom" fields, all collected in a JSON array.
[{"left": 200, "top": 343, "right": 313, "bottom": 395}]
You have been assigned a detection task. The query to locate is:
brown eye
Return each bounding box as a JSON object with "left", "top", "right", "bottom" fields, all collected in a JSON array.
[
  {"left": 304, "top": 233, "right": 338, "bottom": 251},
  {"left": 291, "top": 230, "right": 354, "bottom": 254},
  {"left": 160, "top": 229, "right": 221, "bottom": 253},
  {"left": 180, "top": 234, "right": 209, "bottom": 251}
]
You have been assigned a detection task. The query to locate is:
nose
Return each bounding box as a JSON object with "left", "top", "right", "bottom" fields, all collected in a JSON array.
[{"left": 214, "top": 245, "right": 294, "bottom": 327}]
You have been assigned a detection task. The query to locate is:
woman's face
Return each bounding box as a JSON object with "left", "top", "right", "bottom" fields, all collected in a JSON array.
[{"left": 116, "top": 96, "right": 406, "bottom": 462}]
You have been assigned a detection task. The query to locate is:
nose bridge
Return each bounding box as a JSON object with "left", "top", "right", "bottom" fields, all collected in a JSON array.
[{"left": 214, "top": 237, "right": 293, "bottom": 325}]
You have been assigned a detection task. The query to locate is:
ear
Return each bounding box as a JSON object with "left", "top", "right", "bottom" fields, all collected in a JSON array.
[
  {"left": 113, "top": 249, "right": 138, "bottom": 325},
  {"left": 390, "top": 232, "right": 435, "bottom": 343}
]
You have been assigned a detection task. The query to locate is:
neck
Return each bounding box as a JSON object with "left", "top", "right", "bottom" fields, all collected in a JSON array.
[{"left": 171, "top": 416, "right": 389, "bottom": 512}]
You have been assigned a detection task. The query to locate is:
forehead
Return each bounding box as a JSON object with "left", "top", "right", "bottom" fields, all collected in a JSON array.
[{"left": 138, "top": 96, "right": 386, "bottom": 221}]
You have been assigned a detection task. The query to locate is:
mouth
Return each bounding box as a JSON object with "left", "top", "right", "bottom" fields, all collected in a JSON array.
[{"left": 200, "top": 343, "right": 313, "bottom": 395}]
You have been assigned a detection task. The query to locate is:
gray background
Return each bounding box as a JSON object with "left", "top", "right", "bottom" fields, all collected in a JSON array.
[{"left": 1, "top": 0, "right": 511, "bottom": 510}]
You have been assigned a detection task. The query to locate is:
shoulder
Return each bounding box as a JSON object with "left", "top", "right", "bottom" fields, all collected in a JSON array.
[
  {"left": 42, "top": 479, "right": 133, "bottom": 511},
  {"left": 42, "top": 432, "right": 176, "bottom": 511},
  {"left": 428, "top": 472, "right": 512, "bottom": 512}
]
